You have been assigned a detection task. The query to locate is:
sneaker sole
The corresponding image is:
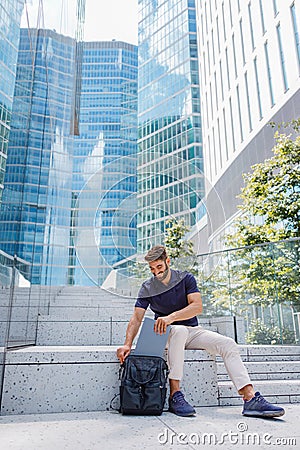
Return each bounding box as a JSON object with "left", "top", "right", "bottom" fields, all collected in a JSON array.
[
  {"left": 242, "top": 410, "right": 285, "bottom": 418},
  {"left": 169, "top": 409, "right": 196, "bottom": 417}
]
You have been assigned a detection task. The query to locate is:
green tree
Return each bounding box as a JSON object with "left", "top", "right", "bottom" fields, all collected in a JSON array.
[
  {"left": 227, "top": 120, "right": 300, "bottom": 246},
  {"left": 164, "top": 218, "right": 197, "bottom": 272},
  {"left": 132, "top": 218, "right": 196, "bottom": 281},
  {"left": 164, "top": 218, "right": 194, "bottom": 258},
  {"left": 246, "top": 318, "right": 295, "bottom": 345},
  {"left": 224, "top": 120, "right": 300, "bottom": 320}
]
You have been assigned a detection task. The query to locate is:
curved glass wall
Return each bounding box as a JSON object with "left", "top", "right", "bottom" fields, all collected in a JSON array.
[
  {"left": 0, "top": 3, "right": 138, "bottom": 287},
  {"left": 107, "top": 238, "right": 300, "bottom": 345},
  {"left": 197, "top": 238, "right": 300, "bottom": 345},
  {"left": 0, "top": 0, "right": 139, "bottom": 413}
]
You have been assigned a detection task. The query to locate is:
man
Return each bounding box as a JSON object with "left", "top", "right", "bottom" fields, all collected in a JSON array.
[{"left": 117, "top": 245, "right": 285, "bottom": 418}]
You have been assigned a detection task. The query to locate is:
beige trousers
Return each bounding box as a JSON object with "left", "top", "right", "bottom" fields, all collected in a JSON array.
[{"left": 167, "top": 325, "right": 251, "bottom": 392}]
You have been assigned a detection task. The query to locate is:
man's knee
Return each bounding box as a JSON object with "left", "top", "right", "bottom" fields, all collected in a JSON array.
[
  {"left": 220, "top": 335, "right": 239, "bottom": 355},
  {"left": 169, "top": 325, "right": 189, "bottom": 343}
]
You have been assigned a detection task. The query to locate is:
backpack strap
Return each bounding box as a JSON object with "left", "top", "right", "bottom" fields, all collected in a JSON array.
[{"left": 109, "top": 392, "right": 120, "bottom": 412}]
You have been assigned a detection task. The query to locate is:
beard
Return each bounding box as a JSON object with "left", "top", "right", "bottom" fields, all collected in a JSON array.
[{"left": 154, "top": 262, "right": 170, "bottom": 281}]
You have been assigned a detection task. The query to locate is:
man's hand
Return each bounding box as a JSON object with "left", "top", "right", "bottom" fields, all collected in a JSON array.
[
  {"left": 116, "top": 307, "right": 145, "bottom": 363},
  {"left": 154, "top": 316, "right": 173, "bottom": 335},
  {"left": 116, "top": 345, "right": 131, "bottom": 364}
]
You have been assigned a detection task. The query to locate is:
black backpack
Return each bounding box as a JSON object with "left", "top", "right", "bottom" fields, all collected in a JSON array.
[{"left": 119, "top": 354, "right": 169, "bottom": 415}]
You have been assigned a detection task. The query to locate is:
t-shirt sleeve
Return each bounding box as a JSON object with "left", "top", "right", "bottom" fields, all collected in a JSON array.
[
  {"left": 134, "top": 283, "right": 150, "bottom": 310},
  {"left": 185, "top": 272, "right": 200, "bottom": 295}
]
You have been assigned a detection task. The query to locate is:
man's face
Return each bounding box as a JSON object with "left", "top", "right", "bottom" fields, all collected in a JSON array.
[{"left": 148, "top": 258, "right": 170, "bottom": 281}]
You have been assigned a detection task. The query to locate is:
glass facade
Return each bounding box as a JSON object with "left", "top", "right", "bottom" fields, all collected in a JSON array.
[
  {"left": 195, "top": 0, "right": 300, "bottom": 252},
  {"left": 0, "top": 32, "right": 138, "bottom": 286},
  {"left": 71, "top": 41, "right": 138, "bottom": 285},
  {"left": 0, "top": 0, "right": 24, "bottom": 202},
  {"left": 0, "top": 29, "right": 76, "bottom": 284},
  {"left": 137, "top": 0, "right": 204, "bottom": 253}
]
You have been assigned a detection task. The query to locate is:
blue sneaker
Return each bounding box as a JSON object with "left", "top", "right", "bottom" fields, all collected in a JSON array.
[
  {"left": 242, "top": 392, "right": 285, "bottom": 418},
  {"left": 169, "top": 391, "right": 196, "bottom": 417}
]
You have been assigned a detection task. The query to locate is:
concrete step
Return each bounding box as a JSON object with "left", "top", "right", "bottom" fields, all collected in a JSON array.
[
  {"left": 56, "top": 286, "right": 116, "bottom": 293},
  {"left": 218, "top": 360, "right": 300, "bottom": 381},
  {"left": 1, "top": 297, "right": 135, "bottom": 314},
  {"left": 44, "top": 306, "right": 135, "bottom": 318},
  {"left": 35, "top": 315, "right": 219, "bottom": 346},
  {"left": 2, "top": 344, "right": 300, "bottom": 415},
  {"left": 219, "top": 379, "right": 300, "bottom": 406},
  {"left": 218, "top": 346, "right": 300, "bottom": 406},
  {"left": 36, "top": 319, "right": 129, "bottom": 346},
  {"left": 51, "top": 295, "right": 134, "bottom": 307},
  {"left": 49, "top": 299, "right": 135, "bottom": 312},
  {"left": 1, "top": 347, "right": 218, "bottom": 415},
  {"left": 51, "top": 299, "right": 134, "bottom": 305},
  {"left": 36, "top": 312, "right": 156, "bottom": 346},
  {"left": 54, "top": 286, "right": 128, "bottom": 297},
  {"left": 218, "top": 345, "right": 300, "bottom": 362},
  {"left": 0, "top": 287, "right": 60, "bottom": 306},
  {"left": 0, "top": 286, "right": 131, "bottom": 306},
  {"left": 52, "top": 291, "right": 128, "bottom": 299},
  {"left": 40, "top": 309, "right": 135, "bottom": 319}
]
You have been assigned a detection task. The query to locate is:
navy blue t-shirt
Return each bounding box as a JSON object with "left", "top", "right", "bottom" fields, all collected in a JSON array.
[{"left": 135, "top": 270, "right": 199, "bottom": 327}]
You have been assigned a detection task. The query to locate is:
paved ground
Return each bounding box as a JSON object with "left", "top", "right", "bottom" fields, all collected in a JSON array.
[{"left": 0, "top": 404, "right": 299, "bottom": 450}]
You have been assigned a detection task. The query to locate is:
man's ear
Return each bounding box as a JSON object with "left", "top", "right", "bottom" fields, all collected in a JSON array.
[{"left": 166, "top": 257, "right": 171, "bottom": 265}]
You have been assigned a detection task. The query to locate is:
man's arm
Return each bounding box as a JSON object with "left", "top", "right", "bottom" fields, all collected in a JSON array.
[
  {"left": 154, "top": 292, "right": 202, "bottom": 334},
  {"left": 116, "top": 307, "right": 146, "bottom": 363}
]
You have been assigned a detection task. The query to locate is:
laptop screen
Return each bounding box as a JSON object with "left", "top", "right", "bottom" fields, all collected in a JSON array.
[{"left": 133, "top": 317, "right": 170, "bottom": 357}]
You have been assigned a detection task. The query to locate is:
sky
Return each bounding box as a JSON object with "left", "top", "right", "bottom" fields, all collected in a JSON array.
[
  {"left": 84, "top": 0, "right": 138, "bottom": 44},
  {"left": 21, "top": 0, "right": 138, "bottom": 44}
]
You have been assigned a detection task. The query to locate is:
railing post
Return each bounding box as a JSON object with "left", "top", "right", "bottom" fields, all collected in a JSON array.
[
  {"left": 271, "top": 243, "right": 283, "bottom": 344},
  {"left": 0, "top": 254, "right": 17, "bottom": 414}
]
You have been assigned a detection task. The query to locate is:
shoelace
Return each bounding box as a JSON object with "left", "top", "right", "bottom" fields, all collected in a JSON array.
[
  {"left": 173, "top": 392, "right": 187, "bottom": 406},
  {"left": 253, "top": 395, "right": 270, "bottom": 407}
]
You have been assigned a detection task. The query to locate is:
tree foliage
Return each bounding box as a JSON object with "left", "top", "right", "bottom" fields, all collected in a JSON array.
[
  {"left": 227, "top": 120, "right": 300, "bottom": 247},
  {"left": 246, "top": 318, "right": 295, "bottom": 345},
  {"left": 199, "top": 120, "right": 300, "bottom": 338},
  {"left": 132, "top": 218, "right": 196, "bottom": 280},
  {"left": 164, "top": 218, "right": 194, "bottom": 259},
  {"left": 164, "top": 218, "right": 197, "bottom": 273}
]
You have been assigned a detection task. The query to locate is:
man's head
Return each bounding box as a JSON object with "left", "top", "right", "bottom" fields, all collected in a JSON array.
[{"left": 145, "top": 245, "right": 170, "bottom": 281}]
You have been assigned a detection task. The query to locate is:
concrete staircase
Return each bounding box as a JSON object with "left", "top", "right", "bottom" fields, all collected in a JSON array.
[
  {"left": 1, "top": 286, "right": 300, "bottom": 415},
  {"left": 36, "top": 285, "right": 141, "bottom": 346},
  {"left": 2, "top": 285, "right": 245, "bottom": 346},
  {"left": 1, "top": 286, "right": 61, "bottom": 347},
  {"left": 36, "top": 286, "right": 243, "bottom": 346},
  {"left": 1, "top": 344, "right": 300, "bottom": 415},
  {"left": 217, "top": 345, "right": 300, "bottom": 405}
]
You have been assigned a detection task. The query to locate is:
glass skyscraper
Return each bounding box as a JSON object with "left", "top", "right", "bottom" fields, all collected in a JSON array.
[
  {"left": 137, "top": 0, "right": 204, "bottom": 253},
  {"left": 0, "top": 0, "right": 24, "bottom": 203},
  {"left": 71, "top": 40, "right": 138, "bottom": 285},
  {"left": 0, "top": 28, "right": 76, "bottom": 284},
  {"left": 0, "top": 30, "right": 138, "bottom": 285},
  {"left": 194, "top": 0, "right": 300, "bottom": 252}
]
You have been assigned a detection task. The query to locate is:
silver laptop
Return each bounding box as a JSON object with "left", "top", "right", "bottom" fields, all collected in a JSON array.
[{"left": 134, "top": 317, "right": 170, "bottom": 357}]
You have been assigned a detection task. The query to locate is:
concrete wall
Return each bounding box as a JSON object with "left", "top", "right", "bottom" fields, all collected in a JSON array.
[{"left": 1, "top": 347, "right": 218, "bottom": 415}]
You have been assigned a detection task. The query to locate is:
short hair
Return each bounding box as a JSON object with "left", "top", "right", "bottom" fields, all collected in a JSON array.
[{"left": 144, "top": 245, "right": 168, "bottom": 262}]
